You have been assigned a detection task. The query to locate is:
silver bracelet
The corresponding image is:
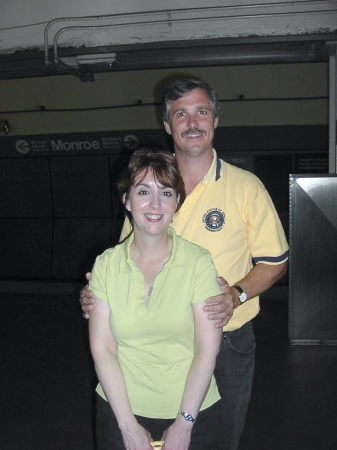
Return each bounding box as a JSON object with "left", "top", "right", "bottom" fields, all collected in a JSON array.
[{"left": 178, "top": 410, "right": 196, "bottom": 423}]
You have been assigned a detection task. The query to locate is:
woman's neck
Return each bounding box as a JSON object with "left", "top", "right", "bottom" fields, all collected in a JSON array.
[{"left": 131, "top": 231, "right": 172, "bottom": 264}]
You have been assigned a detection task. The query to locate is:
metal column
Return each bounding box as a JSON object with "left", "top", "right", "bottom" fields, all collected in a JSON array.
[{"left": 328, "top": 42, "right": 337, "bottom": 173}]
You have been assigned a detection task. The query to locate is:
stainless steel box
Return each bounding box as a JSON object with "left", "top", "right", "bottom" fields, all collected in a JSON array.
[{"left": 289, "top": 174, "right": 337, "bottom": 344}]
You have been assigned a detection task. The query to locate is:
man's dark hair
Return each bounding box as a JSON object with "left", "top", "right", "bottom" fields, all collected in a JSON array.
[{"left": 161, "top": 79, "right": 219, "bottom": 122}]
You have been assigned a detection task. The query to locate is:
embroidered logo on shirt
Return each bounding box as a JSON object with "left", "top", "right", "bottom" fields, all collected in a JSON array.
[{"left": 203, "top": 208, "right": 225, "bottom": 232}]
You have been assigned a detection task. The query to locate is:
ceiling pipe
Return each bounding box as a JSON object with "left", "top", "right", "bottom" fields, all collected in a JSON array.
[{"left": 43, "top": 2, "right": 337, "bottom": 80}]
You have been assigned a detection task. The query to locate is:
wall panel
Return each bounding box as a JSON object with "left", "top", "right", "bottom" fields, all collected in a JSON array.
[
  {"left": 51, "top": 155, "right": 112, "bottom": 217},
  {"left": 0, "top": 219, "right": 53, "bottom": 279},
  {"left": 0, "top": 158, "right": 52, "bottom": 217}
]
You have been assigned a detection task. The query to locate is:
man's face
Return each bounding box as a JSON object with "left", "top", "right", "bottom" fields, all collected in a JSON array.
[{"left": 164, "top": 88, "right": 218, "bottom": 158}]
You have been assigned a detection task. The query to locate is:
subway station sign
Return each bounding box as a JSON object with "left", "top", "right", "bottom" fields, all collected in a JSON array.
[{"left": 0, "top": 130, "right": 167, "bottom": 158}]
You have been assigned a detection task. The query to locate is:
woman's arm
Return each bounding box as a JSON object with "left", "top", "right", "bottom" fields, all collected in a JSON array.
[
  {"left": 89, "top": 297, "right": 153, "bottom": 450},
  {"left": 162, "top": 300, "right": 222, "bottom": 450}
]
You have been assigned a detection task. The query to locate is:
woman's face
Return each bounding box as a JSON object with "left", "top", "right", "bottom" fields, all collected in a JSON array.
[{"left": 125, "top": 169, "right": 178, "bottom": 237}]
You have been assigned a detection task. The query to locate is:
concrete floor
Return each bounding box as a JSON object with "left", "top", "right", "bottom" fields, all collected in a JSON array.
[{"left": 1, "top": 290, "right": 336, "bottom": 450}]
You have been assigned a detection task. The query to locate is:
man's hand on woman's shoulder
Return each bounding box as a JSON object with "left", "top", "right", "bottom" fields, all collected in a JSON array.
[
  {"left": 203, "top": 277, "right": 235, "bottom": 328},
  {"left": 80, "top": 272, "right": 95, "bottom": 319}
]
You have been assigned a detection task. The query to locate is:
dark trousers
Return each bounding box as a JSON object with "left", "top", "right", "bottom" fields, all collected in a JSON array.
[
  {"left": 214, "top": 320, "right": 256, "bottom": 450},
  {"left": 96, "top": 394, "right": 221, "bottom": 450}
]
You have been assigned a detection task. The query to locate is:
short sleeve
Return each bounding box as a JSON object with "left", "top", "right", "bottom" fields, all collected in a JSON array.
[
  {"left": 88, "top": 252, "right": 109, "bottom": 302},
  {"left": 192, "top": 251, "right": 222, "bottom": 304},
  {"left": 245, "top": 180, "right": 289, "bottom": 265}
]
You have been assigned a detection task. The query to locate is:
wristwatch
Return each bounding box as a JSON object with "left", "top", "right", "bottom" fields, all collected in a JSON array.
[
  {"left": 233, "top": 285, "right": 247, "bottom": 304},
  {"left": 178, "top": 410, "right": 197, "bottom": 423}
]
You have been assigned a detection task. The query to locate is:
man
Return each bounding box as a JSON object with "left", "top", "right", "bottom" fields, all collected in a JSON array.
[{"left": 81, "top": 79, "right": 288, "bottom": 450}]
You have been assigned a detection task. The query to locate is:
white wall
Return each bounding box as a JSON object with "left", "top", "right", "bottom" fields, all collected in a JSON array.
[
  {"left": 1, "top": 1, "right": 336, "bottom": 54},
  {"left": 0, "top": 63, "right": 327, "bottom": 135}
]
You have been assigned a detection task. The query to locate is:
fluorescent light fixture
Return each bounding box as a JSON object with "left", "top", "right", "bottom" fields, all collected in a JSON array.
[
  {"left": 76, "top": 52, "right": 117, "bottom": 65},
  {"left": 58, "top": 52, "right": 117, "bottom": 68}
]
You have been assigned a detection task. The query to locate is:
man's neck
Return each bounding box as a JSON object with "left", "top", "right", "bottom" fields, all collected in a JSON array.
[{"left": 175, "top": 149, "right": 214, "bottom": 195}]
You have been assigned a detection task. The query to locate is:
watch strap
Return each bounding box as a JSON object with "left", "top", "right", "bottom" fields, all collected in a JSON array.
[
  {"left": 233, "top": 285, "right": 247, "bottom": 303},
  {"left": 233, "top": 285, "right": 244, "bottom": 294}
]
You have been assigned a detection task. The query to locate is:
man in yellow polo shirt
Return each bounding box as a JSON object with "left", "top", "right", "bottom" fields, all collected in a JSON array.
[{"left": 81, "top": 78, "right": 288, "bottom": 450}]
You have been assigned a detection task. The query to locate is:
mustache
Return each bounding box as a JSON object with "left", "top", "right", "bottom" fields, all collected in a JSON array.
[{"left": 181, "top": 128, "right": 206, "bottom": 138}]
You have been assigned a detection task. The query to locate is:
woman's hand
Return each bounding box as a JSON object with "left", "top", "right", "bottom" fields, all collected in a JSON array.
[
  {"left": 121, "top": 422, "right": 153, "bottom": 450},
  {"left": 162, "top": 417, "right": 193, "bottom": 450}
]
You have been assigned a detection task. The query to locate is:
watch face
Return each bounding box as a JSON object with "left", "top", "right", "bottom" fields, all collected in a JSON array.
[{"left": 239, "top": 292, "right": 247, "bottom": 303}]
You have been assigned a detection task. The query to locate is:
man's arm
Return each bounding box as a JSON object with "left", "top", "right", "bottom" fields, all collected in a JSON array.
[
  {"left": 203, "top": 261, "right": 288, "bottom": 325},
  {"left": 229, "top": 260, "right": 288, "bottom": 308}
]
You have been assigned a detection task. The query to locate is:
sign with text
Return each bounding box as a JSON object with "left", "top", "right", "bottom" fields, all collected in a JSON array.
[
  {"left": 0, "top": 130, "right": 167, "bottom": 158},
  {"left": 294, "top": 154, "right": 328, "bottom": 173}
]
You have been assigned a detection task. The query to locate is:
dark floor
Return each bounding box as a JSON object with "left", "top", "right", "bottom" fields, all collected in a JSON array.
[{"left": 1, "top": 288, "right": 336, "bottom": 450}]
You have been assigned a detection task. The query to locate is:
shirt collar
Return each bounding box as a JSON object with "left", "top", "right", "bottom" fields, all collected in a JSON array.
[
  {"left": 119, "top": 227, "right": 181, "bottom": 273},
  {"left": 200, "top": 149, "right": 222, "bottom": 185}
]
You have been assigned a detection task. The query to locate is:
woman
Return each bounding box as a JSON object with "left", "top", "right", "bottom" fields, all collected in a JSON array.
[{"left": 88, "top": 149, "right": 222, "bottom": 450}]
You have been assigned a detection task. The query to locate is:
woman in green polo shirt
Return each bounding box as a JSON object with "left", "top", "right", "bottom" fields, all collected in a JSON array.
[{"left": 88, "top": 149, "right": 222, "bottom": 450}]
